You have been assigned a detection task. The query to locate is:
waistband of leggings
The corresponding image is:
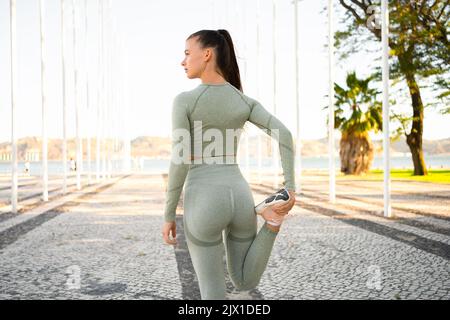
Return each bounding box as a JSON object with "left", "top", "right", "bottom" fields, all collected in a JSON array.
[
  {"left": 189, "top": 154, "right": 238, "bottom": 166},
  {"left": 186, "top": 162, "right": 242, "bottom": 182}
]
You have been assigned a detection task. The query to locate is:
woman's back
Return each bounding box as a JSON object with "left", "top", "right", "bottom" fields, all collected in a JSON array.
[
  {"left": 165, "top": 81, "right": 295, "bottom": 223},
  {"left": 176, "top": 82, "right": 253, "bottom": 163}
]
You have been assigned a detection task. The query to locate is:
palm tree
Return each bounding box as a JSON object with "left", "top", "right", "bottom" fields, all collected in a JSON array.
[{"left": 331, "top": 71, "right": 382, "bottom": 175}]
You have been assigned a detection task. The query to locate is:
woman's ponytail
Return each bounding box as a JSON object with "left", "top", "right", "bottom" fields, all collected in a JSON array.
[
  {"left": 187, "top": 29, "right": 243, "bottom": 92},
  {"left": 216, "top": 29, "right": 242, "bottom": 92}
]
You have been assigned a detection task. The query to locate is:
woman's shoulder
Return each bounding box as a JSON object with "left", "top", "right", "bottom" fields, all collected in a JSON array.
[
  {"left": 172, "top": 87, "right": 205, "bottom": 115},
  {"left": 235, "top": 90, "right": 259, "bottom": 109},
  {"left": 220, "top": 84, "right": 258, "bottom": 108},
  {"left": 173, "top": 85, "right": 205, "bottom": 103},
  {"left": 172, "top": 90, "right": 195, "bottom": 107}
]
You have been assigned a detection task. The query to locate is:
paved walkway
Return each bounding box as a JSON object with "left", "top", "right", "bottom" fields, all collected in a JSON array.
[{"left": 0, "top": 173, "right": 448, "bottom": 300}]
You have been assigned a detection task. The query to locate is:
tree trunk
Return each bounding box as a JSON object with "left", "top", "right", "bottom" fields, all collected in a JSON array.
[
  {"left": 404, "top": 72, "right": 428, "bottom": 175},
  {"left": 396, "top": 47, "right": 428, "bottom": 176},
  {"left": 339, "top": 132, "right": 374, "bottom": 175}
]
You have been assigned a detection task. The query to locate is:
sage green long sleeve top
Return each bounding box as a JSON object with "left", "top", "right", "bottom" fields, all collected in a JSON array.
[{"left": 163, "top": 82, "right": 295, "bottom": 223}]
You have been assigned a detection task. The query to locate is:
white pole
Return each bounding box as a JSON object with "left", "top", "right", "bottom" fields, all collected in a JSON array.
[
  {"left": 256, "top": 0, "right": 262, "bottom": 184},
  {"left": 106, "top": 2, "right": 110, "bottom": 179},
  {"left": 10, "top": 0, "right": 18, "bottom": 213},
  {"left": 111, "top": 4, "right": 116, "bottom": 177},
  {"left": 96, "top": 0, "right": 102, "bottom": 182},
  {"left": 106, "top": 0, "right": 112, "bottom": 179},
  {"left": 328, "top": 0, "right": 336, "bottom": 203},
  {"left": 112, "top": 22, "right": 118, "bottom": 176},
  {"left": 84, "top": 0, "right": 92, "bottom": 185},
  {"left": 39, "top": 0, "right": 49, "bottom": 202},
  {"left": 294, "top": 0, "right": 302, "bottom": 193},
  {"left": 116, "top": 36, "right": 122, "bottom": 175},
  {"left": 101, "top": 0, "right": 107, "bottom": 180},
  {"left": 116, "top": 38, "right": 122, "bottom": 174},
  {"left": 111, "top": 35, "right": 116, "bottom": 175},
  {"left": 103, "top": 0, "right": 109, "bottom": 179},
  {"left": 123, "top": 49, "right": 131, "bottom": 173},
  {"left": 224, "top": 0, "right": 229, "bottom": 26},
  {"left": 210, "top": 0, "right": 214, "bottom": 27},
  {"left": 118, "top": 40, "right": 124, "bottom": 173},
  {"left": 381, "top": 0, "right": 392, "bottom": 218},
  {"left": 237, "top": 0, "right": 250, "bottom": 181},
  {"left": 272, "top": 0, "right": 279, "bottom": 189},
  {"left": 72, "top": 0, "right": 81, "bottom": 190},
  {"left": 61, "top": 0, "right": 68, "bottom": 195}
]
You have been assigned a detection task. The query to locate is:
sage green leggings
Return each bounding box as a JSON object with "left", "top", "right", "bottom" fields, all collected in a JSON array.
[{"left": 183, "top": 163, "right": 279, "bottom": 300}]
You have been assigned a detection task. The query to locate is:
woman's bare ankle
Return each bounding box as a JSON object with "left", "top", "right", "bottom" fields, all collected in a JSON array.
[{"left": 265, "top": 222, "right": 281, "bottom": 233}]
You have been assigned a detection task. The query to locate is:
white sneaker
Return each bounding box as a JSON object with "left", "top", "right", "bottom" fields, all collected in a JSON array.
[
  {"left": 255, "top": 188, "right": 290, "bottom": 214},
  {"left": 255, "top": 188, "right": 290, "bottom": 226}
]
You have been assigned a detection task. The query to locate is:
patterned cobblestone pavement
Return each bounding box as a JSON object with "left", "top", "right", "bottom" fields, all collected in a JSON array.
[{"left": 0, "top": 173, "right": 448, "bottom": 300}]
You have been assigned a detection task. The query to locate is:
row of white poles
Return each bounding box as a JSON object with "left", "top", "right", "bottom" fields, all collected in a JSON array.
[
  {"left": 218, "top": 0, "right": 391, "bottom": 216},
  {"left": 8, "top": 0, "right": 391, "bottom": 217},
  {"left": 325, "top": 0, "right": 391, "bottom": 216},
  {"left": 274, "top": 0, "right": 391, "bottom": 216},
  {"left": 328, "top": 0, "right": 392, "bottom": 217},
  {"left": 9, "top": 0, "right": 130, "bottom": 214}
]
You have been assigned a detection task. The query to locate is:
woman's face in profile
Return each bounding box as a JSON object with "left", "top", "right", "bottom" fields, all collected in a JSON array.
[{"left": 181, "top": 37, "right": 208, "bottom": 79}]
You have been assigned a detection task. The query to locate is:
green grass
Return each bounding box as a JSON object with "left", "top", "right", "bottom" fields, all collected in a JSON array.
[{"left": 336, "top": 169, "right": 450, "bottom": 184}]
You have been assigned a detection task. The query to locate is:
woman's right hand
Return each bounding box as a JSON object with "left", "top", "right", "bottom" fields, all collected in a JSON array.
[{"left": 162, "top": 221, "right": 177, "bottom": 246}]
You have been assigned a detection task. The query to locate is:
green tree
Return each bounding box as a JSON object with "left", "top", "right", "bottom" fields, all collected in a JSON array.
[
  {"left": 328, "top": 71, "right": 382, "bottom": 175},
  {"left": 335, "top": 0, "right": 450, "bottom": 175}
]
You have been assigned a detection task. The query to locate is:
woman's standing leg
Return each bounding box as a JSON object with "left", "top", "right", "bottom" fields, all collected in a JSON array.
[
  {"left": 183, "top": 183, "right": 234, "bottom": 300},
  {"left": 183, "top": 227, "right": 227, "bottom": 300}
]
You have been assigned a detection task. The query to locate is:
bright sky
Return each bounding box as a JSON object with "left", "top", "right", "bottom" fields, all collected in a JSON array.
[{"left": 0, "top": 0, "right": 448, "bottom": 143}]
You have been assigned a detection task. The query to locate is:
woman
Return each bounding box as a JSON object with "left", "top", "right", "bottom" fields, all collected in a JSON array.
[{"left": 161, "top": 29, "right": 296, "bottom": 300}]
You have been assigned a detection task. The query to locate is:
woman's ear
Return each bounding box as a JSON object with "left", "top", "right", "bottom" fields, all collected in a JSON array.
[{"left": 204, "top": 48, "right": 212, "bottom": 62}]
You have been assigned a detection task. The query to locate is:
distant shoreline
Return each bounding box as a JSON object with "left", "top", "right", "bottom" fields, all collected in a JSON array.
[{"left": 0, "top": 136, "right": 449, "bottom": 161}]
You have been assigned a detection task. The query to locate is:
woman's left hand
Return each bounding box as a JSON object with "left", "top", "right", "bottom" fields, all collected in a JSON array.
[
  {"left": 162, "top": 221, "right": 177, "bottom": 246},
  {"left": 271, "top": 190, "right": 296, "bottom": 216}
]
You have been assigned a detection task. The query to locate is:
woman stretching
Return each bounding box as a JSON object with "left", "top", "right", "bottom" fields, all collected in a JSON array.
[{"left": 162, "top": 29, "right": 296, "bottom": 300}]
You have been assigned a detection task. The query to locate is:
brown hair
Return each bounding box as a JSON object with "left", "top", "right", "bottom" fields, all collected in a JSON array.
[{"left": 187, "top": 29, "right": 243, "bottom": 92}]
